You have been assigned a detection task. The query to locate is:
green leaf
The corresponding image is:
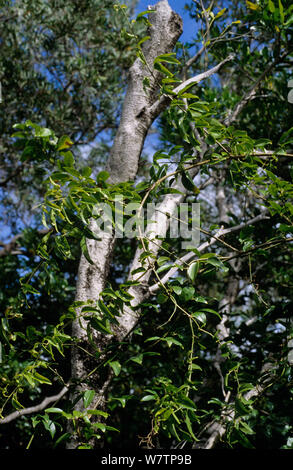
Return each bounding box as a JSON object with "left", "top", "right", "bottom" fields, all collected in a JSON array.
[
  {"left": 80, "top": 236, "right": 94, "bottom": 265},
  {"left": 171, "top": 285, "right": 182, "bottom": 295},
  {"left": 90, "top": 317, "right": 113, "bottom": 335},
  {"left": 246, "top": 2, "right": 261, "bottom": 12},
  {"left": 192, "top": 311, "right": 207, "bottom": 324},
  {"left": 136, "top": 9, "right": 155, "bottom": 19},
  {"left": 144, "top": 336, "right": 161, "bottom": 343},
  {"left": 157, "top": 256, "right": 170, "bottom": 266},
  {"left": 204, "top": 257, "right": 228, "bottom": 271},
  {"left": 136, "top": 49, "right": 147, "bottom": 65},
  {"left": 109, "top": 361, "right": 121, "bottom": 376},
  {"left": 34, "top": 372, "right": 52, "bottom": 385},
  {"left": 235, "top": 396, "right": 251, "bottom": 416},
  {"left": 110, "top": 396, "right": 131, "bottom": 408},
  {"left": 101, "top": 288, "right": 118, "bottom": 299},
  {"left": 164, "top": 337, "right": 184, "bottom": 349},
  {"left": 177, "top": 396, "right": 197, "bottom": 411},
  {"left": 82, "top": 166, "right": 92, "bottom": 178},
  {"left": 129, "top": 354, "right": 143, "bottom": 365},
  {"left": 12, "top": 395, "right": 24, "bottom": 410},
  {"left": 181, "top": 171, "right": 196, "bottom": 192},
  {"left": 42, "top": 415, "right": 56, "bottom": 439},
  {"left": 131, "top": 267, "right": 146, "bottom": 276},
  {"left": 37, "top": 245, "right": 50, "bottom": 261},
  {"left": 64, "top": 167, "right": 81, "bottom": 179},
  {"left": 83, "top": 390, "right": 95, "bottom": 408},
  {"left": 185, "top": 414, "right": 198, "bottom": 441},
  {"left": 97, "top": 171, "right": 110, "bottom": 183},
  {"left": 63, "top": 152, "right": 75, "bottom": 167},
  {"left": 154, "top": 61, "right": 173, "bottom": 77},
  {"left": 239, "top": 421, "right": 255, "bottom": 435},
  {"left": 200, "top": 308, "right": 221, "bottom": 319},
  {"left": 215, "top": 8, "right": 227, "bottom": 19},
  {"left": 137, "top": 35, "right": 150, "bottom": 47},
  {"left": 268, "top": 0, "right": 275, "bottom": 12},
  {"left": 35, "top": 127, "right": 53, "bottom": 138},
  {"left": 154, "top": 52, "right": 180, "bottom": 65},
  {"left": 187, "top": 262, "right": 199, "bottom": 281},
  {"left": 54, "top": 433, "right": 71, "bottom": 447},
  {"left": 180, "top": 287, "right": 195, "bottom": 302},
  {"left": 105, "top": 425, "right": 120, "bottom": 433},
  {"left": 93, "top": 422, "right": 106, "bottom": 432},
  {"left": 87, "top": 410, "right": 108, "bottom": 418},
  {"left": 157, "top": 292, "right": 168, "bottom": 303},
  {"left": 191, "top": 363, "right": 202, "bottom": 371},
  {"left": 141, "top": 394, "right": 156, "bottom": 402},
  {"left": 21, "top": 284, "right": 41, "bottom": 296},
  {"left": 45, "top": 408, "right": 64, "bottom": 414},
  {"left": 55, "top": 236, "right": 72, "bottom": 259},
  {"left": 73, "top": 410, "right": 84, "bottom": 418},
  {"left": 194, "top": 295, "right": 208, "bottom": 304}
]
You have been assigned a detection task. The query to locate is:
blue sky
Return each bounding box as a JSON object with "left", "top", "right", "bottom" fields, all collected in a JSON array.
[{"left": 135, "top": 0, "right": 196, "bottom": 43}]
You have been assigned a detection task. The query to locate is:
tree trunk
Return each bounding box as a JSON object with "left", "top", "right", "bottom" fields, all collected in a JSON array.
[{"left": 67, "top": 1, "right": 183, "bottom": 449}]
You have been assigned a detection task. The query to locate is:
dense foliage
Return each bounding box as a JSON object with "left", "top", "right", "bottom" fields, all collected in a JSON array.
[{"left": 0, "top": 0, "right": 292, "bottom": 449}]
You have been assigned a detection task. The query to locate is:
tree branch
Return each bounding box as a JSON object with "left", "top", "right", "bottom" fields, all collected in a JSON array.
[
  {"left": 0, "top": 385, "right": 69, "bottom": 425},
  {"left": 150, "top": 54, "right": 235, "bottom": 118}
]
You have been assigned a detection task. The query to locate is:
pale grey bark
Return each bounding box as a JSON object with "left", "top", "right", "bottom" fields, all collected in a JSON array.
[{"left": 106, "top": 0, "right": 183, "bottom": 184}]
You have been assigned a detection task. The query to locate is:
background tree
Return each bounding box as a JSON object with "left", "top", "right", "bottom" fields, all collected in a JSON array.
[{"left": 0, "top": 0, "right": 292, "bottom": 450}]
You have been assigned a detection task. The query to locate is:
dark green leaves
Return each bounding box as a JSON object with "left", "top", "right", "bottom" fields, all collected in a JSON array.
[
  {"left": 181, "top": 171, "right": 198, "bottom": 193},
  {"left": 90, "top": 317, "right": 113, "bottom": 336}
]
